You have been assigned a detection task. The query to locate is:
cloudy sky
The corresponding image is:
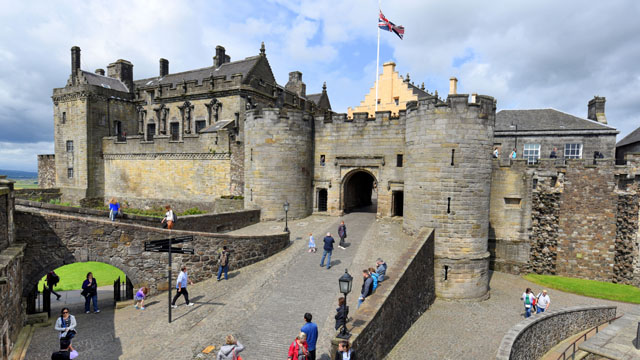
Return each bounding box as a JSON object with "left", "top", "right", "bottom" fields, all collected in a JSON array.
[{"left": 1, "top": 0, "right": 639, "bottom": 171}]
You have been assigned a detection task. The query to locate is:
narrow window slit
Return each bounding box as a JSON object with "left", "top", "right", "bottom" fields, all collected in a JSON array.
[
  {"left": 447, "top": 197, "right": 451, "bottom": 214},
  {"left": 451, "top": 149, "right": 455, "bottom": 166}
]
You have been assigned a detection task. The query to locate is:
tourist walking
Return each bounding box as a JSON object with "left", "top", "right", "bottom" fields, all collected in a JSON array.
[
  {"left": 335, "top": 340, "right": 356, "bottom": 360},
  {"left": 161, "top": 204, "right": 175, "bottom": 229},
  {"left": 51, "top": 339, "right": 79, "bottom": 360},
  {"left": 217, "top": 334, "right": 244, "bottom": 360},
  {"left": 334, "top": 297, "right": 349, "bottom": 331},
  {"left": 217, "top": 246, "right": 230, "bottom": 281},
  {"left": 521, "top": 287, "right": 535, "bottom": 318},
  {"left": 308, "top": 233, "right": 316, "bottom": 253},
  {"left": 536, "top": 289, "right": 551, "bottom": 313},
  {"left": 493, "top": 147, "right": 500, "bottom": 158},
  {"left": 368, "top": 267, "right": 379, "bottom": 292},
  {"left": 287, "top": 332, "right": 309, "bottom": 360},
  {"left": 134, "top": 287, "right": 149, "bottom": 310},
  {"left": 375, "top": 258, "right": 387, "bottom": 283},
  {"left": 550, "top": 147, "right": 558, "bottom": 159},
  {"left": 301, "top": 313, "right": 318, "bottom": 360},
  {"left": 108, "top": 197, "right": 120, "bottom": 221},
  {"left": 320, "top": 232, "right": 335, "bottom": 269},
  {"left": 172, "top": 265, "right": 194, "bottom": 308},
  {"left": 510, "top": 148, "right": 517, "bottom": 159},
  {"left": 54, "top": 307, "right": 77, "bottom": 340},
  {"left": 338, "top": 221, "right": 347, "bottom": 249},
  {"left": 81, "top": 272, "right": 99, "bottom": 314},
  {"left": 46, "top": 270, "right": 62, "bottom": 301},
  {"left": 357, "top": 269, "right": 373, "bottom": 309}
]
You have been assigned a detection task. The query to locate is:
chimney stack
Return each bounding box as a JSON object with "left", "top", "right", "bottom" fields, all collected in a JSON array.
[
  {"left": 214, "top": 45, "right": 227, "bottom": 67},
  {"left": 588, "top": 96, "right": 607, "bottom": 124},
  {"left": 159, "top": 58, "right": 169, "bottom": 77},
  {"left": 107, "top": 59, "right": 134, "bottom": 92},
  {"left": 95, "top": 68, "right": 105, "bottom": 76},
  {"left": 449, "top": 77, "right": 458, "bottom": 95},
  {"left": 285, "top": 71, "right": 306, "bottom": 97},
  {"left": 71, "top": 46, "right": 81, "bottom": 83}
]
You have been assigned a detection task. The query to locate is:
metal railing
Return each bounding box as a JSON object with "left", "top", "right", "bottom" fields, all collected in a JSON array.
[{"left": 557, "top": 315, "right": 623, "bottom": 360}]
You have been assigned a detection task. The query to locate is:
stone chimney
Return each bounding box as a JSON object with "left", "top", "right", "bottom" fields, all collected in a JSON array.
[
  {"left": 285, "top": 71, "right": 306, "bottom": 97},
  {"left": 449, "top": 77, "right": 458, "bottom": 95},
  {"left": 588, "top": 96, "right": 607, "bottom": 124},
  {"left": 107, "top": 59, "right": 134, "bottom": 92},
  {"left": 159, "top": 58, "right": 169, "bottom": 77},
  {"left": 71, "top": 46, "right": 81, "bottom": 84},
  {"left": 214, "top": 45, "right": 228, "bottom": 68},
  {"left": 95, "top": 69, "right": 105, "bottom": 76}
]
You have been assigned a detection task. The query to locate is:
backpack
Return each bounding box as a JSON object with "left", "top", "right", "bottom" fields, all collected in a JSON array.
[
  {"left": 172, "top": 211, "right": 177, "bottom": 222},
  {"left": 49, "top": 272, "right": 60, "bottom": 285},
  {"left": 219, "top": 251, "right": 229, "bottom": 266},
  {"left": 524, "top": 294, "right": 531, "bottom": 305}
]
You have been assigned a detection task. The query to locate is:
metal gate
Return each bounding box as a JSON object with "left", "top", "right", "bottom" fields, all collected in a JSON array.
[
  {"left": 318, "top": 189, "right": 328, "bottom": 212},
  {"left": 113, "top": 277, "right": 134, "bottom": 303}
]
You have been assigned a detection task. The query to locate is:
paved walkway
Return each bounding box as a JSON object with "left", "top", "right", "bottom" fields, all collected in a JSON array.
[
  {"left": 385, "top": 271, "right": 637, "bottom": 360},
  {"left": 25, "top": 211, "right": 413, "bottom": 360}
]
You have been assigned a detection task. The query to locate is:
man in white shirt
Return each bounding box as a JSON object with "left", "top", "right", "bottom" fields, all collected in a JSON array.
[
  {"left": 536, "top": 290, "right": 550, "bottom": 313},
  {"left": 171, "top": 266, "right": 194, "bottom": 308}
]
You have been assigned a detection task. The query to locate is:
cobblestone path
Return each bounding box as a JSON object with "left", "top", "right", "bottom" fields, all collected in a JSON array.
[{"left": 385, "top": 271, "right": 637, "bottom": 360}]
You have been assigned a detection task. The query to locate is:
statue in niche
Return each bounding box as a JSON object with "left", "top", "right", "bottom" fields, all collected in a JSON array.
[
  {"left": 206, "top": 99, "right": 219, "bottom": 125},
  {"left": 160, "top": 107, "right": 168, "bottom": 134},
  {"left": 179, "top": 101, "right": 193, "bottom": 134},
  {"left": 136, "top": 106, "right": 146, "bottom": 134}
]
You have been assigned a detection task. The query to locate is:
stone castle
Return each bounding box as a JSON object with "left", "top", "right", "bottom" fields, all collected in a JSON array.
[{"left": 42, "top": 44, "right": 640, "bottom": 303}]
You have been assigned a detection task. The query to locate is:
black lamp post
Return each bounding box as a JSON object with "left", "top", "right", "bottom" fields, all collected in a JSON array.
[
  {"left": 283, "top": 201, "right": 290, "bottom": 233},
  {"left": 337, "top": 269, "right": 353, "bottom": 339}
]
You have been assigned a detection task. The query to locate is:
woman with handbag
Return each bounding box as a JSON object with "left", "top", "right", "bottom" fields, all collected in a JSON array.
[
  {"left": 217, "top": 334, "right": 244, "bottom": 360},
  {"left": 54, "top": 307, "right": 77, "bottom": 340},
  {"left": 81, "top": 272, "right": 99, "bottom": 314}
]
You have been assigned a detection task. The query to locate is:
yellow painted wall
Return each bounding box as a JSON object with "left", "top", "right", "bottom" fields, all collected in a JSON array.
[{"left": 348, "top": 62, "right": 418, "bottom": 117}]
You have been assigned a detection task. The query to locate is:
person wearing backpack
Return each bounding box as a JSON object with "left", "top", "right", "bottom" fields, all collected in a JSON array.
[
  {"left": 521, "top": 288, "right": 534, "bottom": 318},
  {"left": 217, "top": 334, "right": 244, "bottom": 360},
  {"left": 368, "top": 267, "right": 379, "bottom": 292},
  {"left": 217, "top": 246, "right": 230, "bottom": 281},
  {"left": 161, "top": 204, "right": 175, "bottom": 229},
  {"left": 287, "top": 332, "right": 309, "bottom": 360},
  {"left": 51, "top": 339, "right": 78, "bottom": 359},
  {"left": 46, "top": 270, "right": 62, "bottom": 301}
]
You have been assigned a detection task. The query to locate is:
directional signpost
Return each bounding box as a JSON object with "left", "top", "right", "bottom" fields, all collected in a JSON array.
[{"left": 144, "top": 235, "right": 194, "bottom": 323}]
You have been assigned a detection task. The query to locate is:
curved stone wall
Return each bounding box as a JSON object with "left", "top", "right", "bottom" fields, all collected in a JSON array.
[
  {"left": 244, "top": 108, "right": 313, "bottom": 220},
  {"left": 404, "top": 95, "right": 495, "bottom": 300},
  {"left": 496, "top": 305, "right": 617, "bottom": 360}
]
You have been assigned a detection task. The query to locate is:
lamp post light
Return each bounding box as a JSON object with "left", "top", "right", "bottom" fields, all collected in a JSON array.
[
  {"left": 337, "top": 269, "right": 353, "bottom": 339},
  {"left": 283, "top": 201, "right": 290, "bottom": 233}
]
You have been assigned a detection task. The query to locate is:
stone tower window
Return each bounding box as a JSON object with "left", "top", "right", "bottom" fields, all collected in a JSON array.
[
  {"left": 67, "top": 168, "right": 74, "bottom": 179},
  {"left": 66, "top": 141, "right": 73, "bottom": 152},
  {"left": 62, "top": 112, "right": 66, "bottom": 124},
  {"left": 564, "top": 143, "right": 582, "bottom": 159},
  {"left": 320, "top": 155, "right": 325, "bottom": 166},
  {"left": 195, "top": 120, "right": 206, "bottom": 133},
  {"left": 447, "top": 197, "right": 451, "bottom": 214},
  {"left": 523, "top": 144, "right": 540, "bottom": 164},
  {"left": 396, "top": 154, "right": 403, "bottom": 167},
  {"left": 451, "top": 149, "right": 455, "bottom": 166},
  {"left": 394, "top": 97, "right": 399, "bottom": 106}
]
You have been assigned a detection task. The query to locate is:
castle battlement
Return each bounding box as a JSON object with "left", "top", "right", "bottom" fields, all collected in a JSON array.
[
  {"left": 102, "top": 130, "right": 230, "bottom": 157},
  {"left": 245, "top": 107, "right": 313, "bottom": 128},
  {"left": 315, "top": 110, "right": 406, "bottom": 127}
]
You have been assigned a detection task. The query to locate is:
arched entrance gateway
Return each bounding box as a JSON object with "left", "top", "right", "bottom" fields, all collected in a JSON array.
[{"left": 342, "top": 170, "right": 378, "bottom": 213}]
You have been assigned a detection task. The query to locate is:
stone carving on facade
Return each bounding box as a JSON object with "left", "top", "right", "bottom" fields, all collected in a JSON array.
[
  {"left": 153, "top": 104, "right": 168, "bottom": 134},
  {"left": 179, "top": 101, "right": 194, "bottom": 134},
  {"left": 205, "top": 98, "right": 220, "bottom": 125},
  {"left": 136, "top": 105, "right": 146, "bottom": 134}
]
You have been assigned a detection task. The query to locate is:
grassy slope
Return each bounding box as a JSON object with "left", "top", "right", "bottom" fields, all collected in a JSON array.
[
  {"left": 523, "top": 274, "right": 640, "bottom": 304},
  {"left": 38, "top": 262, "right": 126, "bottom": 292}
]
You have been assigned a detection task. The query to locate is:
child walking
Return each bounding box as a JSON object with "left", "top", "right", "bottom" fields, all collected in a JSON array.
[
  {"left": 134, "top": 287, "right": 149, "bottom": 310},
  {"left": 308, "top": 233, "right": 317, "bottom": 253}
]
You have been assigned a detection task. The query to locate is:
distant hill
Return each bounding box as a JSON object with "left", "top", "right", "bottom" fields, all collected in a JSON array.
[{"left": 0, "top": 169, "right": 38, "bottom": 179}]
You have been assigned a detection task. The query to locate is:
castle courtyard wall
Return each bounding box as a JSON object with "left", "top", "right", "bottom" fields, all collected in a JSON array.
[
  {"left": 494, "top": 132, "right": 617, "bottom": 162},
  {"left": 313, "top": 111, "right": 406, "bottom": 217}
]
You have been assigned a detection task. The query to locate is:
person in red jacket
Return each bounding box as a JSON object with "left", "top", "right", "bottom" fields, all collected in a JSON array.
[{"left": 288, "top": 332, "right": 309, "bottom": 360}]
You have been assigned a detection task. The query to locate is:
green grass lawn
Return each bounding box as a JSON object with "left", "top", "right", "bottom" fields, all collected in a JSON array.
[
  {"left": 523, "top": 274, "right": 640, "bottom": 304},
  {"left": 13, "top": 179, "right": 39, "bottom": 189},
  {"left": 38, "top": 262, "right": 126, "bottom": 292}
]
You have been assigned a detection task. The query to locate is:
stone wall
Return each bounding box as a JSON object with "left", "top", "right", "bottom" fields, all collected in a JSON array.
[
  {"left": 14, "top": 188, "right": 61, "bottom": 203},
  {"left": 496, "top": 305, "right": 617, "bottom": 360},
  {"left": 15, "top": 199, "right": 258, "bottom": 233},
  {"left": 313, "top": 110, "right": 406, "bottom": 217},
  {"left": 37, "top": 154, "right": 56, "bottom": 188},
  {"left": 0, "top": 244, "right": 26, "bottom": 358},
  {"left": 15, "top": 208, "right": 288, "bottom": 296},
  {"left": 614, "top": 193, "right": 639, "bottom": 285},
  {"left": 331, "top": 229, "right": 435, "bottom": 360},
  {"left": 0, "top": 177, "right": 15, "bottom": 252}
]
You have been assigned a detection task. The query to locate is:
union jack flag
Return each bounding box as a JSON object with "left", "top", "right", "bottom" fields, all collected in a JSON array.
[{"left": 378, "top": 10, "right": 404, "bottom": 40}]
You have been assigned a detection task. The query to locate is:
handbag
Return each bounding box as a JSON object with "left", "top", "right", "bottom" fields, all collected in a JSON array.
[{"left": 232, "top": 347, "right": 242, "bottom": 360}]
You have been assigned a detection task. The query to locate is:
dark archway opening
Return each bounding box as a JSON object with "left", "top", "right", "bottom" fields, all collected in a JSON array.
[
  {"left": 392, "top": 190, "right": 404, "bottom": 216},
  {"left": 318, "top": 189, "right": 328, "bottom": 212},
  {"left": 344, "top": 171, "right": 377, "bottom": 213}
]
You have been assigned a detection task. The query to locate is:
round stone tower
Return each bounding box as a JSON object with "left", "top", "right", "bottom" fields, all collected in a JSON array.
[
  {"left": 404, "top": 94, "right": 495, "bottom": 300},
  {"left": 244, "top": 108, "right": 313, "bottom": 221}
]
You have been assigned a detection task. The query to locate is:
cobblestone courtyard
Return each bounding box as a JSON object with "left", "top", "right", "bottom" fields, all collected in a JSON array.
[{"left": 24, "top": 213, "right": 636, "bottom": 359}]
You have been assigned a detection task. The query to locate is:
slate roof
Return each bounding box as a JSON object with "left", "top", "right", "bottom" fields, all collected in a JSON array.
[
  {"left": 81, "top": 71, "right": 129, "bottom": 92},
  {"left": 408, "top": 82, "right": 430, "bottom": 98},
  {"left": 307, "top": 93, "right": 322, "bottom": 104},
  {"left": 617, "top": 126, "right": 640, "bottom": 147},
  {"left": 134, "top": 56, "right": 262, "bottom": 88},
  {"left": 200, "top": 120, "right": 234, "bottom": 133},
  {"left": 495, "top": 109, "right": 617, "bottom": 132}
]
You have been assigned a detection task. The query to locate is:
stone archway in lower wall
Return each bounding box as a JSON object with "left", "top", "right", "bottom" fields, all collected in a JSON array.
[{"left": 341, "top": 169, "right": 378, "bottom": 213}]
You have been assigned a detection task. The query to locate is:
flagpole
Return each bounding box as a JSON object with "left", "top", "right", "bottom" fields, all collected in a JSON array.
[{"left": 375, "top": 2, "right": 381, "bottom": 112}]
